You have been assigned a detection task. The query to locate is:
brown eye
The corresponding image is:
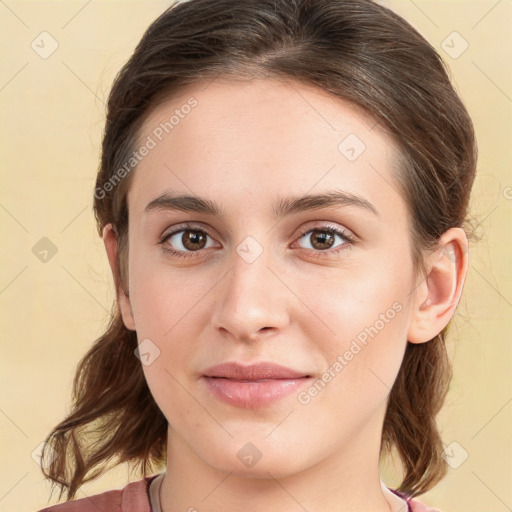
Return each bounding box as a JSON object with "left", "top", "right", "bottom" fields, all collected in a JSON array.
[
  {"left": 163, "top": 228, "right": 216, "bottom": 254},
  {"left": 295, "top": 226, "right": 354, "bottom": 254},
  {"left": 308, "top": 230, "right": 335, "bottom": 250},
  {"left": 181, "top": 230, "right": 207, "bottom": 251}
]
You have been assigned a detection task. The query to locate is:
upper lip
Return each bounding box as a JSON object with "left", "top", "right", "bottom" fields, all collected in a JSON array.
[{"left": 203, "top": 362, "right": 310, "bottom": 380}]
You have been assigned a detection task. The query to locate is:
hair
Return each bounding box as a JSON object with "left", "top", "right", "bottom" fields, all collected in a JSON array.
[{"left": 41, "top": 0, "right": 477, "bottom": 502}]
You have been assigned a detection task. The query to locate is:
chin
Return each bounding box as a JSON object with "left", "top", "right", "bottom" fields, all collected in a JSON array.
[
  {"left": 211, "top": 452, "right": 302, "bottom": 480},
  {"left": 197, "top": 435, "right": 308, "bottom": 479}
]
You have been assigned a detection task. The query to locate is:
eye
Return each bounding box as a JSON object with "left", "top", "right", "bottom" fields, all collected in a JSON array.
[
  {"left": 159, "top": 225, "right": 218, "bottom": 258},
  {"left": 294, "top": 225, "right": 355, "bottom": 255},
  {"left": 158, "top": 222, "right": 356, "bottom": 260}
]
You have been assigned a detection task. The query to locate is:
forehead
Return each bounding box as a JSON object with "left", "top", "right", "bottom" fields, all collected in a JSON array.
[{"left": 127, "top": 78, "right": 403, "bottom": 218}]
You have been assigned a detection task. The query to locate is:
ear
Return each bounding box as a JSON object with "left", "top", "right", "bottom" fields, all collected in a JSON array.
[
  {"left": 102, "top": 223, "right": 136, "bottom": 331},
  {"left": 407, "top": 227, "right": 469, "bottom": 344}
]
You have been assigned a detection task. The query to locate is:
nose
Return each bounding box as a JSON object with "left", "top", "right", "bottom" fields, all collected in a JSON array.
[{"left": 210, "top": 248, "right": 290, "bottom": 343}]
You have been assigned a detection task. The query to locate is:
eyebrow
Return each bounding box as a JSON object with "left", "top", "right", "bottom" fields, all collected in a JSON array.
[{"left": 144, "top": 189, "right": 379, "bottom": 218}]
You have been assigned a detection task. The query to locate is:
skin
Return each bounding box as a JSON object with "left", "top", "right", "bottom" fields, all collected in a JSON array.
[{"left": 103, "top": 78, "right": 469, "bottom": 512}]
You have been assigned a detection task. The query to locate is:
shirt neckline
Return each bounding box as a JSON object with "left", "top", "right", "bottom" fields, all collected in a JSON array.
[
  {"left": 389, "top": 488, "right": 413, "bottom": 512},
  {"left": 148, "top": 473, "right": 164, "bottom": 512}
]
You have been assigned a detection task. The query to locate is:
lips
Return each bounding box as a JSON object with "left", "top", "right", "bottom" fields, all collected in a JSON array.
[
  {"left": 202, "top": 362, "right": 312, "bottom": 408},
  {"left": 203, "top": 362, "right": 310, "bottom": 380}
]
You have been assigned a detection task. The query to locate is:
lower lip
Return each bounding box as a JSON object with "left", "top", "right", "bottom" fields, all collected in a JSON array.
[{"left": 203, "top": 376, "right": 311, "bottom": 408}]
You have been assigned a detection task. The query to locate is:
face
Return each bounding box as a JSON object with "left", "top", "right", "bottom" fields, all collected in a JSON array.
[{"left": 119, "top": 78, "right": 420, "bottom": 478}]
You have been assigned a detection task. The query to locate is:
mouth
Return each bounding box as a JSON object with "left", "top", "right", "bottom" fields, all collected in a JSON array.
[{"left": 202, "top": 362, "right": 312, "bottom": 408}]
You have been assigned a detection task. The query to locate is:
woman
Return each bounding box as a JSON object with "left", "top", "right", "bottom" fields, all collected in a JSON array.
[{"left": 37, "top": 0, "right": 477, "bottom": 510}]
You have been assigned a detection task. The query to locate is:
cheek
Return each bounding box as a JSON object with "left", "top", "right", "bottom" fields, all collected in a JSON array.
[
  {"left": 128, "top": 251, "right": 210, "bottom": 337},
  {"left": 302, "top": 262, "right": 410, "bottom": 343},
  {"left": 297, "top": 263, "right": 412, "bottom": 398},
  {"left": 141, "top": 363, "right": 198, "bottom": 430}
]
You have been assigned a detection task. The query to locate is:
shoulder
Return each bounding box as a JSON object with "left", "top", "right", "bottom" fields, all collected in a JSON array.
[{"left": 35, "top": 477, "right": 154, "bottom": 512}]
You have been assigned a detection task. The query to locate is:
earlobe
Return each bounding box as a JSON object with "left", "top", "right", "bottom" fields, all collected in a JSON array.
[
  {"left": 102, "top": 223, "right": 136, "bottom": 331},
  {"left": 407, "top": 228, "right": 469, "bottom": 344}
]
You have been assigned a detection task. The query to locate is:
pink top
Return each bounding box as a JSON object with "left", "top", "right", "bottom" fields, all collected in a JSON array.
[{"left": 36, "top": 476, "right": 441, "bottom": 512}]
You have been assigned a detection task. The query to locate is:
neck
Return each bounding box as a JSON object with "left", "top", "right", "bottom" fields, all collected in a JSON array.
[{"left": 159, "top": 412, "right": 406, "bottom": 512}]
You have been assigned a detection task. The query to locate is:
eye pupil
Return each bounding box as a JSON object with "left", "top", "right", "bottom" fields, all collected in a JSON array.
[
  {"left": 311, "top": 230, "right": 335, "bottom": 250},
  {"left": 183, "top": 230, "right": 207, "bottom": 250}
]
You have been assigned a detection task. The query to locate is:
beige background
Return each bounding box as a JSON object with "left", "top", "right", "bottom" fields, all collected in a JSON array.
[{"left": 0, "top": 1, "right": 510, "bottom": 511}]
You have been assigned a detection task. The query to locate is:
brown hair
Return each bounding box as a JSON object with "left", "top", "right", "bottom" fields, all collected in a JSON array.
[{"left": 42, "top": 0, "right": 477, "bottom": 501}]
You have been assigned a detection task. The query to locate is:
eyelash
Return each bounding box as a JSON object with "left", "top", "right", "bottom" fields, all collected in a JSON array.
[{"left": 158, "top": 222, "right": 356, "bottom": 260}]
